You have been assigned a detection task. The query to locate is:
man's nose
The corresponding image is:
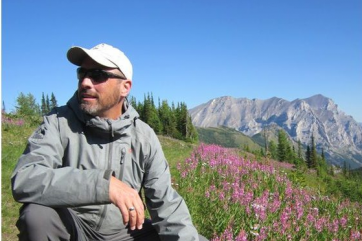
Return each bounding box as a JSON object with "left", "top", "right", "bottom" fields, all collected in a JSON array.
[{"left": 79, "top": 76, "right": 93, "bottom": 88}]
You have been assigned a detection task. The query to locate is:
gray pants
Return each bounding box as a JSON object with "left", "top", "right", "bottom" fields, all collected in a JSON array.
[
  {"left": 16, "top": 204, "right": 208, "bottom": 241},
  {"left": 16, "top": 203, "right": 159, "bottom": 241}
]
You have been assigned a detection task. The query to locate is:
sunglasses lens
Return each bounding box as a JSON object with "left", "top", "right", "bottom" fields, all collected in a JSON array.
[
  {"left": 77, "top": 68, "right": 107, "bottom": 83},
  {"left": 88, "top": 70, "right": 107, "bottom": 83},
  {"left": 77, "top": 68, "right": 87, "bottom": 80}
]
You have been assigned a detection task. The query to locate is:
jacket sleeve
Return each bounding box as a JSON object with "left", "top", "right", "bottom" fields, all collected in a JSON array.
[
  {"left": 11, "top": 113, "right": 111, "bottom": 207},
  {"left": 143, "top": 132, "right": 199, "bottom": 241}
]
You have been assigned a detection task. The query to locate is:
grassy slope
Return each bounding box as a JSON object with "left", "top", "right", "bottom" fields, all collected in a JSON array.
[
  {"left": 2, "top": 124, "right": 355, "bottom": 240},
  {"left": 157, "top": 135, "right": 196, "bottom": 176},
  {"left": 197, "top": 126, "right": 262, "bottom": 151},
  {"left": 2, "top": 125, "right": 32, "bottom": 241}
]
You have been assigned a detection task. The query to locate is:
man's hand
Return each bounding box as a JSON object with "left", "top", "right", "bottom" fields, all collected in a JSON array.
[{"left": 109, "top": 176, "right": 145, "bottom": 230}]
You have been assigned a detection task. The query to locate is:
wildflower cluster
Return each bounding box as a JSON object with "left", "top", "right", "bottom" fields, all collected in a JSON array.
[
  {"left": 175, "top": 144, "right": 362, "bottom": 240},
  {"left": 2, "top": 112, "right": 25, "bottom": 127}
]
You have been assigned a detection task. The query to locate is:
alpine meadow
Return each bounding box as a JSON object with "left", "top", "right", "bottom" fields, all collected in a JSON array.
[{"left": 2, "top": 93, "right": 362, "bottom": 240}]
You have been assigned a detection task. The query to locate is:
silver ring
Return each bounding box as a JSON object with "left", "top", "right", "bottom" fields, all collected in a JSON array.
[{"left": 129, "top": 207, "right": 135, "bottom": 211}]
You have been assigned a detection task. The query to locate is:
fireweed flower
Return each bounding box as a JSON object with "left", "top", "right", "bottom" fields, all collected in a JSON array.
[
  {"left": 235, "top": 230, "right": 248, "bottom": 241},
  {"left": 340, "top": 216, "right": 347, "bottom": 227},
  {"left": 350, "top": 229, "right": 361, "bottom": 240},
  {"left": 177, "top": 144, "right": 362, "bottom": 240}
]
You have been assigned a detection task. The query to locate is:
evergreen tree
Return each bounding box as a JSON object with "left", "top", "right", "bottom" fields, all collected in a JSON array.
[
  {"left": 176, "top": 102, "right": 188, "bottom": 138},
  {"left": 268, "top": 140, "right": 277, "bottom": 159},
  {"left": 50, "top": 92, "right": 58, "bottom": 109},
  {"left": 294, "top": 139, "right": 306, "bottom": 167},
  {"left": 310, "top": 134, "right": 318, "bottom": 169},
  {"left": 45, "top": 95, "right": 50, "bottom": 113},
  {"left": 286, "top": 144, "right": 295, "bottom": 164},
  {"left": 2, "top": 100, "right": 6, "bottom": 113},
  {"left": 186, "top": 114, "right": 198, "bottom": 142},
  {"left": 142, "top": 93, "right": 162, "bottom": 133},
  {"left": 317, "top": 147, "right": 328, "bottom": 177},
  {"left": 297, "top": 140, "right": 303, "bottom": 160},
  {"left": 141, "top": 94, "right": 151, "bottom": 122},
  {"left": 306, "top": 145, "right": 311, "bottom": 168},
  {"left": 277, "top": 130, "right": 288, "bottom": 162},
  {"left": 129, "top": 96, "right": 137, "bottom": 107},
  {"left": 263, "top": 128, "right": 269, "bottom": 157},
  {"left": 41, "top": 92, "right": 47, "bottom": 115},
  {"left": 159, "top": 100, "right": 176, "bottom": 137}
]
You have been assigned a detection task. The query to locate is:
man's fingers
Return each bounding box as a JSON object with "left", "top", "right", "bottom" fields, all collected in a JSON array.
[
  {"left": 136, "top": 207, "right": 144, "bottom": 229},
  {"left": 128, "top": 207, "right": 137, "bottom": 230},
  {"left": 119, "top": 202, "right": 144, "bottom": 230},
  {"left": 119, "top": 204, "right": 130, "bottom": 226},
  {"left": 109, "top": 177, "right": 145, "bottom": 230}
]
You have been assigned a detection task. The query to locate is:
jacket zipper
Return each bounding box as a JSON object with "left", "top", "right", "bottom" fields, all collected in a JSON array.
[
  {"left": 95, "top": 120, "right": 114, "bottom": 231},
  {"left": 119, "top": 147, "right": 126, "bottom": 180}
]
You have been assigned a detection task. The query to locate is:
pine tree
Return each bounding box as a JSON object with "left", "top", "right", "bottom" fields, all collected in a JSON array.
[
  {"left": 286, "top": 144, "right": 295, "bottom": 164},
  {"left": 310, "top": 134, "right": 318, "bottom": 169},
  {"left": 263, "top": 128, "right": 269, "bottom": 157},
  {"left": 186, "top": 114, "right": 198, "bottom": 142},
  {"left": 176, "top": 102, "right": 188, "bottom": 137},
  {"left": 143, "top": 93, "right": 162, "bottom": 134},
  {"left": 306, "top": 145, "right": 311, "bottom": 168},
  {"left": 2, "top": 100, "right": 6, "bottom": 113},
  {"left": 129, "top": 96, "right": 137, "bottom": 107},
  {"left": 268, "top": 140, "right": 277, "bottom": 159},
  {"left": 317, "top": 147, "right": 328, "bottom": 177},
  {"left": 41, "top": 92, "right": 47, "bottom": 115},
  {"left": 159, "top": 100, "right": 176, "bottom": 137},
  {"left": 277, "top": 130, "right": 288, "bottom": 162},
  {"left": 297, "top": 140, "right": 303, "bottom": 160},
  {"left": 50, "top": 92, "right": 58, "bottom": 109},
  {"left": 46, "top": 95, "right": 50, "bottom": 114}
]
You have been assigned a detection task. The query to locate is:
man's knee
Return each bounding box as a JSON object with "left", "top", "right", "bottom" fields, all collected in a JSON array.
[
  {"left": 17, "top": 203, "right": 73, "bottom": 241},
  {"left": 18, "top": 204, "right": 57, "bottom": 229}
]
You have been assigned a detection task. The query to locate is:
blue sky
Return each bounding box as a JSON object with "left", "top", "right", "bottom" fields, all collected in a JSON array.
[{"left": 2, "top": 0, "right": 362, "bottom": 122}]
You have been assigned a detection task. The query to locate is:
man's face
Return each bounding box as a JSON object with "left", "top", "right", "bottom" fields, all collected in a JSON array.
[{"left": 77, "top": 57, "right": 131, "bottom": 119}]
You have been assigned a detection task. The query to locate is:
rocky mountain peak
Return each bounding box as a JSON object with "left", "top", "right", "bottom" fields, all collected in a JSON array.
[{"left": 189, "top": 95, "right": 362, "bottom": 168}]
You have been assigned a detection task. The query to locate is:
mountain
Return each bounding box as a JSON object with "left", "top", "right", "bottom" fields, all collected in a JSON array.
[{"left": 189, "top": 94, "right": 362, "bottom": 168}]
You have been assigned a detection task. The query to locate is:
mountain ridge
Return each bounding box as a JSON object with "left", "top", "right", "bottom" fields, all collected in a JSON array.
[{"left": 189, "top": 94, "right": 362, "bottom": 168}]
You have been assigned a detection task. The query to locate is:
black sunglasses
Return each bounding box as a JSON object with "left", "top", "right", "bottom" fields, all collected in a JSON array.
[{"left": 77, "top": 67, "right": 126, "bottom": 83}]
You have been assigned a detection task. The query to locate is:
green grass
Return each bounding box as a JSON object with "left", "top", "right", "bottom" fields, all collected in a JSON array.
[
  {"left": 197, "top": 126, "right": 262, "bottom": 151},
  {"left": 2, "top": 124, "right": 33, "bottom": 241},
  {"left": 158, "top": 135, "right": 196, "bottom": 176}
]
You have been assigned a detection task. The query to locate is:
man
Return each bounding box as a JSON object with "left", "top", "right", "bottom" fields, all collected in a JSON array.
[{"left": 12, "top": 43, "right": 207, "bottom": 241}]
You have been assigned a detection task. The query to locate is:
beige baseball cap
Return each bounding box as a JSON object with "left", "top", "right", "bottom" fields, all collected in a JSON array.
[{"left": 67, "top": 43, "right": 133, "bottom": 80}]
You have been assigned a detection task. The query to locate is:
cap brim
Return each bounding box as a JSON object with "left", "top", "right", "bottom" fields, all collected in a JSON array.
[{"left": 67, "top": 46, "right": 117, "bottom": 68}]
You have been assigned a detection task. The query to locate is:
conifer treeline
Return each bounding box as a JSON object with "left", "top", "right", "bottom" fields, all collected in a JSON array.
[
  {"left": 129, "top": 93, "right": 198, "bottom": 143},
  {"left": 41, "top": 92, "right": 58, "bottom": 115},
  {"left": 267, "top": 130, "right": 328, "bottom": 175},
  {"left": 10, "top": 92, "right": 198, "bottom": 143}
]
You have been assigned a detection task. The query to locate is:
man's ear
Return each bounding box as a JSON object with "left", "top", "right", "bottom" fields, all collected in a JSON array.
[{"left": 121, "top": 80, "right": 132, "bottom": 97}]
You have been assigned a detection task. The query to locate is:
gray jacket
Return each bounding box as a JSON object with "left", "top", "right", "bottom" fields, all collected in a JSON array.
[{"left": 11, "top": 92, "right": 199, "bottom": 240}]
